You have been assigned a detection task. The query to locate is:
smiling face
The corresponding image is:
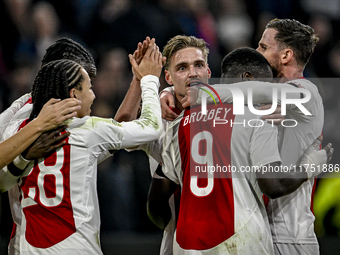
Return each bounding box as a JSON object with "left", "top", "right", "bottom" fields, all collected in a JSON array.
[
  {"left": 256, "top": 28, "right": 282, "bottom": 77},
  {"left": 70, "top": 67, "right": 96, "bottom": 118},
  {"left": 164, "top": 47, "right": 211, "bottom": 109}
]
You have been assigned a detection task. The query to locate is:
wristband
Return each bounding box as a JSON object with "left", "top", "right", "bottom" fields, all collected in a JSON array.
[
  {"left": 8, "top": 162, "right": 25, "bottom": 177},
  {"left": 13, "top": 154, "right": 31, "bottom": 170}
]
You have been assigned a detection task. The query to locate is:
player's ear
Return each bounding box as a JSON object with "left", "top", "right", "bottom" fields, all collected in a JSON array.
[
  {"left": 242, "top": 71, "right": 253, "bottom": 81},
  {"left": 164, "top": 70, "right": 173, "bottom": 85},
  {"left": 282, "top": 49, "right": 293, "bottom": 64},
  {"left": 69, "top": 88, "right": 77, "bottom": 99},
  {"left": 206, "top": 65, "right": 211, "bottom": 78}
]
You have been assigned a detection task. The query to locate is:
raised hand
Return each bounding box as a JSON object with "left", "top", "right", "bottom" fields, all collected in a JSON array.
[
  {"left": 299, "top": 135, "right": 334, "bottom": 179},
  {"left": 160, "top": 90, "right": 178, "bottom": 121},
  {"left": 131, "top": 37, "right": 151, "bottom": 81},
  {"left": 35, "top": 98, "right": 81, "bottom": 132},
  {"left": 129, "top": 38, "right": 165, "bottom": 79},
  {"left": 23, "top": 125, "right": 70, "bottom": 160}
]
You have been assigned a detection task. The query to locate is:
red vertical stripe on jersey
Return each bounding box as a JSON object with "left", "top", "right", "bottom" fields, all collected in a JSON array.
[
  {"left": 20, "top": 133, "right": 76, "bottom": 248},
  {"left": 176, "top": 104, "right": 235, "bottom": 250}
]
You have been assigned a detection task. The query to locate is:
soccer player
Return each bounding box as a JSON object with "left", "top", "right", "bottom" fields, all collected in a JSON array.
[
  {"left": 0, "top": 37, "right": 99, "bottom": 255},
  {"left": 2, "top": 41, "right": 163, "bottom": 254},
  {"left": 256, "top": 18, "right": 324, "bottom": 255},
  {"left": 160, "top": 47, "right": 332, "bottom": 254},
  {"left": 0, "top": 98, "right": 80, "bottom": 170},
  {"left": 183, "top": 19, "right": 325, "bottom": 254},
  {"left": 127, "top": 35, "right": 212, "bottom": 255}
]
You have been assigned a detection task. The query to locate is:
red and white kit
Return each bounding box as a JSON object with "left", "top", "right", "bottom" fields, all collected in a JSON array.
[
  {"left": 1, "top": 75, "right": 161, "bottom": 254},
  {"left": 162, "top": 103, "right": 281, "bottom": 254}
]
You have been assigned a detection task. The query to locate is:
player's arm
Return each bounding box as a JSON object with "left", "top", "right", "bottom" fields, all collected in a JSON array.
[
  {"left": 147, "top": 171, "right": 178, "bottom": 230},
  {"left": 114, "top": 39, "right": 164, "bottom": 149},
  {"left": 0, "top": 98, "right": 80, "bottom": 170},
  {"left": 186, "top": 81, "right": 301, "bottom": 107},
  {"left": 114, "top": 37, "right": 151, "bottom": 122},
  {"left": 257, "top": 137, "right": 333, "bottom": 199},
  {"left": 0, "top": 125, "right": 71, "bottom": 192}
]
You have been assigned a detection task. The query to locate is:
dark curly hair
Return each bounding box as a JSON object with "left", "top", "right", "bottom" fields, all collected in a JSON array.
[
  {"left": 221, "top": 47, "right": 272, "bottom": 82},
  {"left": 42, "top": 37, "right": 97, "bottom": 78},
  {"left": 30, "top": 59, "right": 84, "bottom": 120}
]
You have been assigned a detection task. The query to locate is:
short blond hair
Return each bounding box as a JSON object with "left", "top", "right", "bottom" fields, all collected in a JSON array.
[{"left": 162, "top": 35, "right": 209, "bottom": 70}]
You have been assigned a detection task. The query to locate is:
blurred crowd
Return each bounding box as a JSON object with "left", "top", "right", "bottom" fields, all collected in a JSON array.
[{"left": 1, "top": 0, "right": 340, "bottom": 247}]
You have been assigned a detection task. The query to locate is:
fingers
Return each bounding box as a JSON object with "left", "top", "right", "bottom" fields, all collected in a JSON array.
[
  {"left": 261, "top": 114, "right": 284, "bottom": 125},
  {"left": 258, "top": 104, "right": 272, "bottom": 110},
  {"left": 160, "top": 91, "right": 175, "bottom": 109},
  {"left": 322, "top": 143, "right": 333, "bottom": 163},
  {"left": 56, "top": 98, "right": 82, "bottom": 115},
  {"left": 168, "top": 91, "right": 175, "bottom": 109},
  {"left": 46, "top": 98, "right": 61, "bottom": 105},
  {"left": 160, "top": 93, "right": 178, "bottom": 120},
  {"left": 45, "top": 129, "right": 70, "bottom": 153},
  {"left": 163, "top": 109, "right": 178, "bottom": 121},
  {"left": 323, "top": 142, "right": 332, "bottom": 153},
  {"left": 142, "top": 38, "right": 150, "bottom": 55},
  {"left": 144, "top": 38, "right": 156, "bottom": 59},
  {"left": 328, "top": 148, "right": 334, "bottom": 162},
  {"left": 129, "top": 54, "right": 140, "bottom": 73},
  {"left": 312, "top": 136, "right": 322, "bottom": 149},
  {"left": 156, "top": 46, "right": 162, "bottom": 65},
  {"left": 50, "top": 132, "right": 70, "bottom": 145}
]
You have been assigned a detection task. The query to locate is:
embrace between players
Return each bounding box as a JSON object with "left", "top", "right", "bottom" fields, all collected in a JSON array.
[{"left": 0, "top": 18, "right": 333, "bottom": 255}]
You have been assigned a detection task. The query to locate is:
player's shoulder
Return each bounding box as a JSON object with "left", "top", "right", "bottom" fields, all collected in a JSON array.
[
  {"left": 286, "top": 78, "right": 316, "bottom": 90},
  {"left": 2, "top": 119, "right": 23, "bottom": 140},
  {"left": 66, "top": 116, "right": 122, "bottom": 130}
]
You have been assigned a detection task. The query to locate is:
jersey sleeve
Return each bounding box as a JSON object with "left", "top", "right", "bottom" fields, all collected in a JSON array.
[
  {"left": 0, "top": 93, "right": 31, "bottom": 140},
  {"left": 0, "top": 119, "right": 24, "bottom": 192},
  {"left": 0, "top": 166, "right": 21, "bottom": 192},
  {"left": 161, "top": 117, "right": 183, "bottom": 185},
  {"left": 80, "top": 75, "right": 162, "bottom": 152},
  {"left": 284, "top": 79, "right": 323, "bottom": 123},
  {"left": 119, "top": 75, "right": 162, "bottom": 148},
  {"left": 249, "top": 118, "right": 282, "bottom": 167}
]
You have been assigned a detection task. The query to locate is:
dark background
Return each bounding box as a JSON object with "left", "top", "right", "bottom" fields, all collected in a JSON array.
[{"left": 1, "top": 0, "right": 340, "bottom": 254}]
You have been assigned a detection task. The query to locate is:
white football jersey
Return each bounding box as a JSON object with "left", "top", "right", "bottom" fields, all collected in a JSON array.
[
  {"left": 162, "top": 103, "right": 281, "bottom": 254},
  {"left": 267, "top": 78, "right": 324, "bottom": 245},
  {"left": 1, "top": 75, "right": 161, "bottom": 254}
]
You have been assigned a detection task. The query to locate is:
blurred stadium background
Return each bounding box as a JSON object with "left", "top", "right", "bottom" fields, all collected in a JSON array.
[{"left": 0, "top": 0, "right": 340, "bottom": 254}]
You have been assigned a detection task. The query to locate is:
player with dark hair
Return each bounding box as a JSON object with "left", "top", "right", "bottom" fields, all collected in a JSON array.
[
  {"left": 0, "top": 37, "right": 100, "bottom": 254},
  {"left": 0, "top": 36, "right": 156, "bottom": 254},
  {"left": 30, "top": 60, "right": 86, "bottom": 120},
  {"left": 0, "top": 98, "right": 79, "bottom": 170},
  {"left": 179, "top": 18, "right": 325, "bottom": 255},
  {"left": 118, "top": 35, "right": 211, "bottom": 255},
  {"left": 41, "top": 37, "right": 97, "bottom": 78},
  {"left": 256, "top": 18, "right": 324, "bottom": 255},
  {"left": 3, "top": 44, "right": 163, "bottom": 253},
  {"left": 159, "top": 46, "right": 332, "bottom": 254},
  {"left": 220, "top": 47, "right": 273, "bottom": 82},
  {"left": 0, "top": 37, "right": 98, "bottom": 129},
  {"left": 259, "top": 18, "right": 318, "bottom": 79}
]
